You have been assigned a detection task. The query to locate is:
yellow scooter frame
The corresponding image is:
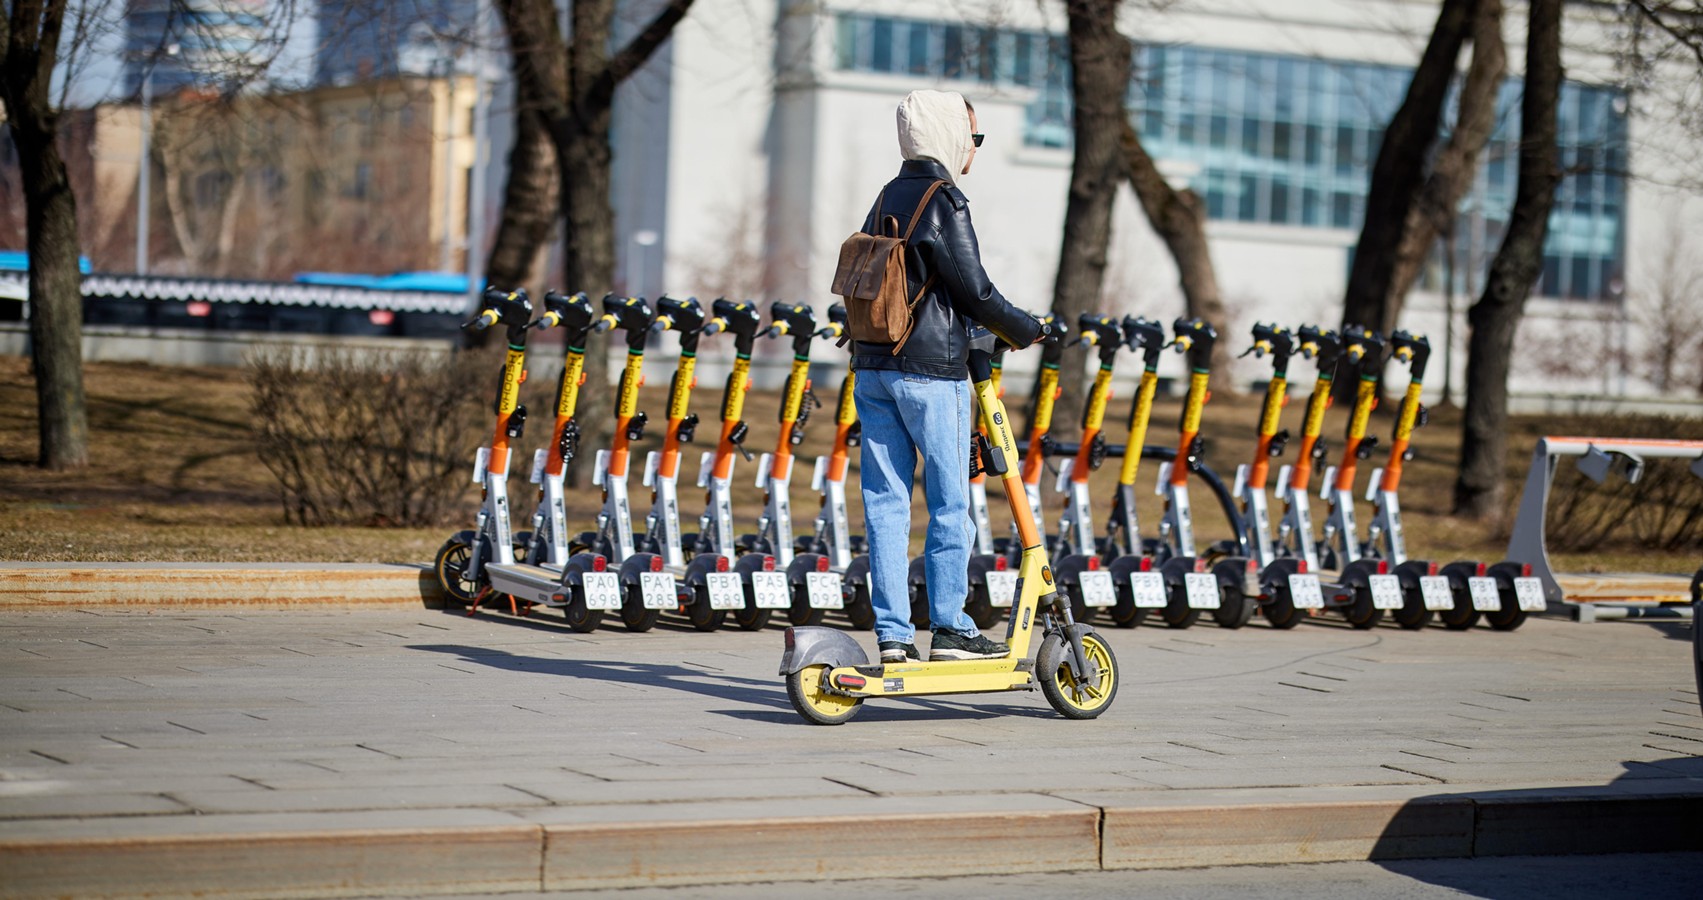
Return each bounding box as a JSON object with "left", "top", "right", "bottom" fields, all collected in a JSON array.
[{"left": 780, "top": 334, "right": 1120, "bottom": 725}]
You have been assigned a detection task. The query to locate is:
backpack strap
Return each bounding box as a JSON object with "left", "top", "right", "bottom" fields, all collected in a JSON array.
[{"left": 900, "top": 180, "right": 948, "bottom": 243}]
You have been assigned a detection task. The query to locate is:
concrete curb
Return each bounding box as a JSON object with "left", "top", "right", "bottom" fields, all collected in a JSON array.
[
  {"left": 0, "top": 563, "right": 443, "bottom": 609},
  {"left": 3, "top": 788, "right": 1699, "bottom": 898}
]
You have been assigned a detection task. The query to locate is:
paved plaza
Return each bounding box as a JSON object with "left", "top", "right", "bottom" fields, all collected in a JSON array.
[{"left": 1, "top": 605, "right": 1698, "bottom": 896}]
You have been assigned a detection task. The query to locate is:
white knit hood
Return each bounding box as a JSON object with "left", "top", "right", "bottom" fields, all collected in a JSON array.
[{"left": 896, "top": 90, "right": 973, "bottom": 184}]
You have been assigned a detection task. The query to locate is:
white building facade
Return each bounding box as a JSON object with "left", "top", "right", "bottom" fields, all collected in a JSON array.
[{"left": 612, "top": 0, "right": 1702, "bottom": 403}]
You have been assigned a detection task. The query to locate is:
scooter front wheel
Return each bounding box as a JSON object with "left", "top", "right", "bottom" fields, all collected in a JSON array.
[
  {"left": 1037, "top": 631, "right": 1119, "bottom": 720},
  {"left": 786, "top": 664, "right": 863, "bottom": 725},
  {"left": 434, "top": 533, "right": 491, "bottom": 606}
]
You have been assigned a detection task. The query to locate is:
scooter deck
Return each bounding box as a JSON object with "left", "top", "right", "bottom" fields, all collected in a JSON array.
[{"left": 829, "top": 657, "right": 1035, "bottom": 698}]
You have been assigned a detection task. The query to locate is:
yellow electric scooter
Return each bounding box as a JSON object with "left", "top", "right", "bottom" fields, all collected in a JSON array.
[{"left": 780, "top": 326, "right": 1120, "bottom": 725}]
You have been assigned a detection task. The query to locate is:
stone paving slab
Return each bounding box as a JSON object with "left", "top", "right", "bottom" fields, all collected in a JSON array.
[{"left": 0, "top": 606, "right": 1699, "bottom": 898}]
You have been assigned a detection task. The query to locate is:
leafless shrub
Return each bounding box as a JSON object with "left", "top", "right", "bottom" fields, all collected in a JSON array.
[
  {"left": 247, "top": 345, "right": 494, "bottom": 526},
  {"left": 1541, "top": 413, "right": 1703, "bottom": 554}
]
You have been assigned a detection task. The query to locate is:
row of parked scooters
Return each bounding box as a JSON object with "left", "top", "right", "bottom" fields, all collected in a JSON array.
[{"left": 434, "top": 289, "right": 1547, "bottom": 635}]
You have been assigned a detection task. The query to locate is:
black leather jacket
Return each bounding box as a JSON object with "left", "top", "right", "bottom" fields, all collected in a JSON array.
[{"left": 850, "top": 159, "right": 1041, "bottom": 379}]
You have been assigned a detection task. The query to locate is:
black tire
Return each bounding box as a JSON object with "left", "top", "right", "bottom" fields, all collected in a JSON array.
[
  {"left": 1108, "top": 596, "right": 1149, "bottom": 629},
  {"left": 1392, "top": 591, "right": 1433, "bottom": 630},
  {"left": 1263, "top": 580, "right": 1303, "bottom": 629},
  {"left": 1484, "top": 583, "right": 1528, "bottom": 631},
  {"left": 1161, "top": 592, "right": 1200, "bottom": 629},
  {"left": 433, "top": 534, "right": 489, "bottom": 607},
  {"left": 910, "top": 591, "right": 930, "bottom": 630},
  {"left": 786, "top": 664, "right": 863, "bottom": 725},
  {"left": 686, "top": 585, "right": 725, "bottom": 632},
  {"left": 620, "top": 585, "right": 660, "bottom": 633},
  {"left": 1210, "top": 584, "right": 1255, "bottom": 629},
  {"left": 733, "top": 606, "right": 771, "bottom": 631},
  {"left": 512, "top": 530, "right": 537, "bottom": 565},
  {"left": 844, "top": 584, "right": 876, "bottom": 631},
  {"left": 965, "top": 584, "right": 1000, "bottom": 630},
  {"left": 1439, "top": 578, "right": 1481, "bottom": 630},
  {"left": 1037, "top": 631, "right": 1119, "bottom": 720},
  {"left": 561, "top": 593, "right": 603, "bottom": 633},
  {"left": 1343, "top": 584, "right": 1384, "bottom": 630},
  {"left": 788, "top": 587, "right": 826, "bottom": 627}
]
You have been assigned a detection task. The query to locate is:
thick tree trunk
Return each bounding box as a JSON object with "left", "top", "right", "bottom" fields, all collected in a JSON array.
[
  {"left": 1119, "top": 119, "right": 1231, "bottom": 374},
  {"left": 1388, "top": 0, "right": 1506, "bottom": 311},
  {"left": 1340, "top": 0, "right": 1478, "bottom": 344},
  {"left": 483, "top": 108, "right": 559, "bottom": 290},
  {"left": 15, "top": 122, "right": 90, "bottom": 469},
  {"left": 1454, "top": 0, "right": 1563, "bottom": 519},
  {"left": 1041, "top": 0, "right": 1133, "bottom": 442},
  {"left": 3, "top": 0, "right": 89, "bottom": 470}
]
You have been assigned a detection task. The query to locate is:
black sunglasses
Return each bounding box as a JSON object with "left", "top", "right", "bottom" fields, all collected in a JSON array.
[{"left": 971, "top": 133, "right": 985, "bottom": 148}]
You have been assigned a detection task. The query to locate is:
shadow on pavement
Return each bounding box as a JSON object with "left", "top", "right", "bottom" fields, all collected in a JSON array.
[
  {"left": 406, "top": 643, "right": 1049, "bottom": 723},
  {"left": 1371, "top": 757, "right": 1703, "bottom": 899}
]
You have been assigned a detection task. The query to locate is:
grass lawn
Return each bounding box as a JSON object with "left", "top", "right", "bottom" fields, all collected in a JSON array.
[{"left": 1, "top": 353, "right": 1696, "bottom": 577}]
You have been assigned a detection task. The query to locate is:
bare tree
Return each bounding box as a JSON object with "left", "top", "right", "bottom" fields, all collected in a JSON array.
[
  {"left": 2, "top": 0, "right": 91, "bottom": 469},
  {"left": 1044, "top": 0, "right": 1134, "bottom": 442},
  {"left": 1454, "top": 0, "right": 1565, "bottom": 519},
  {"left": 1631, "top": 224, "right": 1703, "bottom": 394},
  {"left": 490, "top": 0, "right": 698, "bottom": 465},
  {"left": 1387, "top": 0, "right": 1507, "bottom": 315},
  {"left": 1337, "top": 0, "right": 1478, "bottom": 395}
]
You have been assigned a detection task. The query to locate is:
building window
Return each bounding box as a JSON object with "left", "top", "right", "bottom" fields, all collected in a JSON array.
[{"left": 832, "top": 11, "right": 1629, "bottom": 301}]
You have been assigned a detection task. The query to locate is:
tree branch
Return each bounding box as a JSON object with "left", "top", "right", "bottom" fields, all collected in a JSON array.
[
  {"left": 586, "top": 0, "right": 696, "bottom": 109},
  {"left": 1627, "top": 0, "right": 1703, "bottom": 69}
]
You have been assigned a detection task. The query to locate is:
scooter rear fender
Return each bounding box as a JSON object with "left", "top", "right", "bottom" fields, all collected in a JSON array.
[{"left": 779, "top": 626, "right": 869, "bottom": 676}]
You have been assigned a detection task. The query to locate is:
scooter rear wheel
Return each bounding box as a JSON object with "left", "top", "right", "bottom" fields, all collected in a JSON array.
[
  {"left": 844, "top": 584, "right": 875, "bottom": 631},
  {"left": 787, "top": 664, "right": 863, "bottom": 725},
  {"left": 1038, "top": 631, "right": 1119, "bottom": 720},
  {"left": 561, "top": 595, "right": 603, "bottom": 633},
  {"left": 733, "top": 605, "right": 771, "bottom": 631},
  {"left": 1262, "top": 581, "right": 1303, "bottom": 629},
  {"left": 965, "top": 584, "right": 1000, "bottom": 630},
  {"left": 1343, "top": 585, "right": 1384, "bottom": 629},
  {"left": 620, "top": 586, "right": 660, "bottom": 633},
  {"left": 1108, "top": 599, "right": 1148, "bottom": 629},
  {"left": 1161, "top": 601, "right": 1200, "bottom": 629},
  {"left": 686, "top": 585, "right": 725, "bottom": 632},
  {"left": 1211, "top": 586, "right": 1256, "bottom": 629}
]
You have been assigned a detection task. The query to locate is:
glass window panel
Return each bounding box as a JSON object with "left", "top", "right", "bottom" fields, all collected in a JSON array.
[
  {"left": 1273, "top": 121, "right": 1293, "bottom": 161},
  {"left": 1270, "top": 180, "right": 1291, "bottom": 223},
  {"left": 1304, "top": 124, "right": 1322, "bottom": 165},
  {"left": 1179, "top": 112, "right": 1199, "bottom": 146},
  {"left": 836, "top": 15, "right": 855, "bottom": 70},
  {"left": 1541, "top": 255, "right": 1561, "bottom": 296},
  {"left": 1244, "top": 118, "right": 1262, "bottom": 156},
  {"left": 1013, "top": 33, "right": 1032, "bottom": 85},
  {"left": 1275, "top": 58, "right": 1296, "bottom": 119},
  {"left": 1570, "top": 256, "right": 1592, "bottom": 299},
  {"left": 871, "top": 19, "right": 893, "bottom": 72},
  {"left": 978, "top": 28, "right": 998, "bottom": 82},
  {"left": 1210, "top": 53, "right": 1231, "bottom": 107},
  {"left": 908, "top": 22, "right": 930, "bottom": 74},
  {"left": 1335, "top": 125, "right": 1356, "bottom": 174},
  {"left": 1210, "top": 114, "right": 1230, "bottom": 148},
  {"left": 1206, "top": 182, "right": 1227, "bottom": 218},
  {"left": 943, "top": 26, "right": 964, "bottom": 78},
  {"left": 1238, "top": 174, "right": 1259, "bottom": 221},
  {"left": 1332, "top": 191, "right": 1354, "bottom": 228},
  {"left": 1302, "top": 187, "right": 1322, "bottom": 226}
]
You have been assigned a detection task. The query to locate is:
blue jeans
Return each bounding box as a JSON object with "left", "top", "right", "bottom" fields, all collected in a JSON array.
[{"left": 854, "top": 369, "right": 978, "bottom": 644}]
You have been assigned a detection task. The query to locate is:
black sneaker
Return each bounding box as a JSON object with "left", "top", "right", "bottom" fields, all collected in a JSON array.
[
  {"left": 928, "top": 630, "right": 1009, "bottom": 661},
  {"left": 878, "top": 641, "right": 921, "bottom": 664}
]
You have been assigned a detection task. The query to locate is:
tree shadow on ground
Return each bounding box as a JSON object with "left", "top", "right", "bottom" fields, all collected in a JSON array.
[
  {"left": 1371, "top": 757, "right": 1703, "bottom": 899},
  {"left": 406, "top": 643, "right": 1052, "bottom": 723}
]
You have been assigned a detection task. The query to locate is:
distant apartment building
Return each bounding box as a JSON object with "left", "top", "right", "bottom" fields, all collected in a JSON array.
[
  {"left": 124, "top": 0, "right": 272, "bottom": 97},
  {"left": 315, "top": 0, "right": 479, "bottom": 85}
]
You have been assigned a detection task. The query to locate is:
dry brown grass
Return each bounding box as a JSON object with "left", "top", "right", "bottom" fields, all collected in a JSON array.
[{"left": 1, "top": 353, "right": 1697, "bottom": 577}]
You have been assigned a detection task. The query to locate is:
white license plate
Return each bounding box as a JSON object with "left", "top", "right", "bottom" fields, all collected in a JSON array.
[
  {"left": 1468, "top": 576, "right": 1502, "bottom": 611},
  {"left": 751, "top": 571, "right": 790, "bottom": 609},
  {"left": 704, "top": 572, "right": 745, "bottom": 610},
  {"left": 1289, "top": 573, "right": 1324, "bottom": 609},
  {"left": 1129, "top": 571, "right": 1168, "bottom": 608},
  {"left": 582, "top": 572, "right": 622, "bottom": 611},
  {"left": 1369, "top": 574, "right": 1404, "bottom": 610},
  {"left": 1513, "top": 576, "right": 1546, "bottom": 611},
  {"left": 1419, "top": 575, "right": 1454, "bottom": 611},
  {"left": 985, "top": 571, "right": 1018, "bottom": 608},
  {"left": 1078, "top": 570, "right": 1116, "bottom": 608},
  {"left": 639, "top": 571, "right": 676, "bottom": 610},
  {"left": 1183, "top": 572, "right": 1221, "bottom": 609},
  {"left": 805, "top": 571, "right": 843, "bottom": 609}
]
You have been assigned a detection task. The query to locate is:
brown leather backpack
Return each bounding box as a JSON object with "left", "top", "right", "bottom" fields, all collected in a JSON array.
[{"left": 829, "top": 180, "right": 947, "bottom": 354}]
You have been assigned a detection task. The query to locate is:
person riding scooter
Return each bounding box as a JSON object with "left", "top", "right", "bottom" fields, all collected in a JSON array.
[{"left": 847, "top": 89, "right": 1042, "bottom": 663}]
